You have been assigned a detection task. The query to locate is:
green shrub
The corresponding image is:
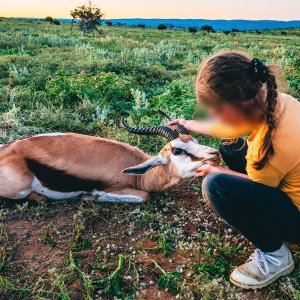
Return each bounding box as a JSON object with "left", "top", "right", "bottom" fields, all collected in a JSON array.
[{"left": 46, "top": 70, "right": 133, "bottom": 113}]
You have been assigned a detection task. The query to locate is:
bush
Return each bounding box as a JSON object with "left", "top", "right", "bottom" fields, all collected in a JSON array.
[
  {"left": 137, "top": 24, "right": 146, "bottom": 29},
  {"left": 157, "top": 24, "right": 168, "bottom": 30},
  {"left": 105, "top": 21, "right": 113, "bottom": 26},
  {"left": 70, "top": 1, "right": 105, "bottom": 34},
  {"left": 53, "top": 20, "right": 60, "bottom": 26},
  {"left": 231, "top": 28, "right": 240, "bottom": 32},
  {"left": 44, "top": 16, "right": 54, "bottom": 24},
  {"left": 153, "top": 79, "right": 195, "bottom": 119},
  {"left": 188, "top": 27, "right": 197, "bottom": 34},
  {"left": 45, "top": 71, "right": 133, "bottom": 114},
  {"left": 200, "top": 25, "right": 215, "bottom": 33}
]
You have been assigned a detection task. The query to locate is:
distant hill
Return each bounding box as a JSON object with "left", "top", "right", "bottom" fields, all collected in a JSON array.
[
  {"left": 105, "top": 19, "right": 300, "bottom": 30},
  {"left": 13, "top": 18, "right": 300, "bottom": 31}
]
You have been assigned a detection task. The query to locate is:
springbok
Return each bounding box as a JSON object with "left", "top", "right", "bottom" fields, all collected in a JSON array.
[{"left": 0, "top": 112, "right": 219, "bottom": 203}]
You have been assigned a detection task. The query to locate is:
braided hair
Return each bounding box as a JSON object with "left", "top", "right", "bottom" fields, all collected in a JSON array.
[
  {"left": 196, "top": 51, "right": 280, "bottom": 170},
  {"left": 251, "top": 58, "right": 278, "bottom": 169}
]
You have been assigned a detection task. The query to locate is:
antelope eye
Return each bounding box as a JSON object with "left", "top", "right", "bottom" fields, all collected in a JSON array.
[{"left": 173, "top": 148, "right": 185, "bottom": 156}]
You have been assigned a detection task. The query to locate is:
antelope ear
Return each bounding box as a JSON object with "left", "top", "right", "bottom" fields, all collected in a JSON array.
[{"left": 122, "top": 156, "right": 167, "bottom": 175}]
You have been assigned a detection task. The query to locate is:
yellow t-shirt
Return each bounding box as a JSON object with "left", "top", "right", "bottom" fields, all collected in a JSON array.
[{"left": 212, "top": 93, "right": 300, "bottom": 211}]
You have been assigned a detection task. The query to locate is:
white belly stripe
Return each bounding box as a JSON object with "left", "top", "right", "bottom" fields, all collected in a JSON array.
[
  {"left": 31, "top": 177, "right": 83, "bottom": 200},
  {"left": 20, "top": 178, "right": 144, "bottom": 203}
]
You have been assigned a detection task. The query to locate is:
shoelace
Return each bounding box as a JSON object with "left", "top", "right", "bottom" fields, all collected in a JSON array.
[{"left": 250, "top": 249, "right": 282, "bottom": 275}]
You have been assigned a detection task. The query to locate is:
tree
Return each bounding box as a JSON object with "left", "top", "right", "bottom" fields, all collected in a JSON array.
[
  {"left": 105, "top": 21, "right": 113, "bottom": 26},
  {"left": 223, "top": 30, "right": 230, "bottom": 35},
  {"left": 188, "top": 27, "right": 197, "bottom": 34},
  {"left": 53, "top": 19, "right": 61, "bottom": 25},
  {"left": 157, "top": 24, "right": 167, "bottom": 30},
  {"left": 70, "top": 1, "right": 105, "bottom": 34},
  {"left": 137, "top": 24, "right": 146, "bottom": 29},
  {"left": 45, "top": 16, "right": 54, "bottom": 24},
  {"left": 200, "top": 25, "right": 215, "bottom": 33}
]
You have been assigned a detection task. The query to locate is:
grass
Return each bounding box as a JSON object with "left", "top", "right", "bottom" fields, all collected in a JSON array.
[{"left": 0, "top": 19, "right": 299, "bottom": 299}]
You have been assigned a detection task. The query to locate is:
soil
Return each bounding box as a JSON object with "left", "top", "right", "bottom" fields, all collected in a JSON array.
[{"left": 0, "top": 181, "right": 299, "bottom": 299}]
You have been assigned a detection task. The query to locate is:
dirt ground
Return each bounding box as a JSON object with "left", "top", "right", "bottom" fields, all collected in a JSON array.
[{"left": 0, "top": 181, "right": 299, "bottom": 299}]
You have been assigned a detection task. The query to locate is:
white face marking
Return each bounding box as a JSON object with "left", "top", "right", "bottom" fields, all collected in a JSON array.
[
  {"left": 31, "top": 177, "right": 83, "bottom": 200},
  {"left": 170, "top": 155, "right": 198, "bottom": 179},
  {"left": 170, "top": 137, "right": 218, "bottom": 179},
  {"left": 92, "top": 191, "right": 144, "bottom": 203}
]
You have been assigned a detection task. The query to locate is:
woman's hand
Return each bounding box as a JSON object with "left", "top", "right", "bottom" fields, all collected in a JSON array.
[
  {"left": 169, "top": 119, "right": 190, "bottom": 130},
  {"left": 194, "top": 164, "right": 225, "bottom": 178},
  {"left": 169, "top": 119, "right": 214, "bottom": 136},
  {"left": 195, "top": 164, "right": 249, "bottom": 179}
]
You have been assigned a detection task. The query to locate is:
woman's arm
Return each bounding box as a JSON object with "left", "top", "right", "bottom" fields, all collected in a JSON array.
[
  {"left": 169, "top": 119, "right": 251, "bottom": 139},
  {"left": 194, "top": 164, "right": 249, "bottom": 179},
  {"left": 169, "top": 119, "right": 215, "bottom": 136}
]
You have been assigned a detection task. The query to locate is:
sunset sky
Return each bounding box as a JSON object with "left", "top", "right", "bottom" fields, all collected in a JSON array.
[{"left": 1, "top": 0, "right": 299, "bottom": 20}]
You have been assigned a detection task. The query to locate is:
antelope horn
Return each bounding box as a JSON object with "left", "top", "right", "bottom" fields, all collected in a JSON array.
[
  {"left": 157, "top": 110, "right": 190, "bottom": 135},
  {"left": 121, "top": 117, "right": 179, "bottom": 141}
]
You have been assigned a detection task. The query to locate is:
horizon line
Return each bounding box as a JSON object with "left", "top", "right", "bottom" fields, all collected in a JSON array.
[{"left": 6, "top": 17, "right": 300, "bottom": 22}]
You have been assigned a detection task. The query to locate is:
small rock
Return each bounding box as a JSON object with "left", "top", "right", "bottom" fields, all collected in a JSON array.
[
  {"left": 140, "top": 282, "right": 147, "bottom": 290},
  {"left": 124, "top": 275, "right": 132, "bottom": 281}
]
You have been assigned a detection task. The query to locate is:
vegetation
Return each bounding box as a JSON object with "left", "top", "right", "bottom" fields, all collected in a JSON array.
[
  {"left": 200, "top": 25, "right": 215, "bottom": 33},
  {"left": 44, "top": 16, "right": 54, "bottom": 24},
  {"left": 188, "top": 27, "right": 198, "bottom": 34},
  {"left": 0, "top": 19, "right": 299, "bottom": 299},
  {"left": 70, "top": 0, "right": 105, "bottom": 34},
  {"left": 53, "top": 19, "right": 61, "bottom": 26},
  {"left": 157, "top": 24, "right": 168, "bottom": 30},
  {"left": 105, "top": 21, "right": 113, "bottom": 27},
  {"left": 44, "top": 16, "right": 60, "bottom": 26}
]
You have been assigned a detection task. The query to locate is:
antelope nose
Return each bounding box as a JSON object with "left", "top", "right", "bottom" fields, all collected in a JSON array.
[{"left": 209, "top": 150, "right": 219, "bottom": 156}]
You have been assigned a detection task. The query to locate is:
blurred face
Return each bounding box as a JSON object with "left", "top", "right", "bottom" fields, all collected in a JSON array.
[{"left": 206, "top": 103, "right": 249, "bottom": 127}]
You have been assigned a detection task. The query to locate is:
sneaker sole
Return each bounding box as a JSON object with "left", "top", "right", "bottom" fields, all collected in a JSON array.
[{"left": 230, "top": 262, "right": 295, "bottom": 290}]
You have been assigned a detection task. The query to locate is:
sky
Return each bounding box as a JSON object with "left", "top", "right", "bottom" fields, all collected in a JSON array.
[{"left": 0, "top": 0, "right": 299, "bottom": 20}]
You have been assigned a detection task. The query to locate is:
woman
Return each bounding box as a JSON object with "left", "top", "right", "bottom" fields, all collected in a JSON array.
[{"left": 170, "top": 51, "right": 300, "bottom": 289}]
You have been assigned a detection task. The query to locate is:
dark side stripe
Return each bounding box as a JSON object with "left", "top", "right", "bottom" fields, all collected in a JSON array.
[{"left": 25, "top": 159, "right": 103, "bottom": 192}]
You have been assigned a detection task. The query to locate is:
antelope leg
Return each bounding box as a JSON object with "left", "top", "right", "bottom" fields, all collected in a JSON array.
[{"left": 92, "top": 188, "right": 150, "bottom": 203}]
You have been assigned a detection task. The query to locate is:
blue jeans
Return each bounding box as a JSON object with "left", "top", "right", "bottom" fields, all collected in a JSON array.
[{"left": 202, "top": 139, "right": 300, "bottom": 252}]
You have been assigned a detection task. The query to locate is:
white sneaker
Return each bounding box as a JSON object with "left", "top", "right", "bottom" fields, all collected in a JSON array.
[{"left": 230, "top": 244, "right": 294, "bottom": 289}]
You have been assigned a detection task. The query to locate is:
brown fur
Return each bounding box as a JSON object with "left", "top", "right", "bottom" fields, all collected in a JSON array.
[
  {"left": 0, "top": 133, "right": 182, "bottom": 201},
  {"left": 179, "top": 134, "right": 193, "bottom": 143}
]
